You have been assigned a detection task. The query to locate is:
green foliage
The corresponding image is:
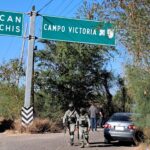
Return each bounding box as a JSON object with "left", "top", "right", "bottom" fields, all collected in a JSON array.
[
  {"left": 0, "top": 59, "right": 25, "bottom": 86},
  {"left": 113, "top": 89, "right": 132, "bottom": 112},
  {"left": 0, "top": 59, "right": 25, "bottom": 120},
  {"left": 33, "top": 1, "right": 122, "bottom": 118},
  {"left": 118, "top": 0, "right": 150, "bottom": 63},
  {"left": 99, "top": 0, "right": 150, "bottom": 129},
  {"left": 34, "top": 91, "right": 63, "bottom": 121},
  {"left": 119, "top": 1, "right": 150, "bottom": 128},
  {"left": 115, "top": 76, "right": 132, "bottom": 112},
  {"left": 34, "top": 39, "right": 115, "bottom": 118},
  {"left": 0, "top": 83, "right": 24, "bottom": 119},
  {"left": 101, "top": 0, "right": 150, "bottom": 65},
  {"left": 126, "top": 66, "right": 150, "bottom": 128}
]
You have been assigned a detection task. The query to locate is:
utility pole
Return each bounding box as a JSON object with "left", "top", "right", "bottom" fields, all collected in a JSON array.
[
  {"left": 21, "top": 6, "right": 36, "bottom": 127},
  {"left": 16, "top": 23, "right": 28, "bottom": 86}
]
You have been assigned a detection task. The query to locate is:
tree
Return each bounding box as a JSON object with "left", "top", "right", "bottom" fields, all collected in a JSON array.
[
  {"left": 99, "top": 0, "right": 150, "bottom": 66},
  {"left": 33, "top": 35, "right": 117, "bottom": 121},
  {"left": 0, "top": 59, "right": 25, "bottom": 86},
  {"left": 0, "top": 59, "right": 25, "bottom": 119},
  {"left": 101, "top": 70, "right": 114, "bottom": 116},
  {"left": 0, "top": 83, "right": 24, "bottom": 119},
  {"left": 76, "top": 0, "right": 119, "bottom": 116},
  {"left": 117, "top": 0, "right": 150, "bottom": 129},
  {"left": 117, "top": 76, "right": 126, "bottom": 112},
  {"left": 126, "top": 66, "right": 150, "bottom": 128},
  {"left": 32, "top": 0, "right": 119, "bottom": 119},
  {"left": 99, "top": 0, "right": 150, "bottom": 130},
  {"left": 113, "top": 76, "right": 132, "bottom": 112}
]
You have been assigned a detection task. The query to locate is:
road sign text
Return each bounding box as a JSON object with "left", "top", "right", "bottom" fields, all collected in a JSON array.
[
  {"left": 42, "top": 16, "right": 115, "bottom": 46},
  {"left": 0, "top": 11, "right": 23, "bottom": 36}
]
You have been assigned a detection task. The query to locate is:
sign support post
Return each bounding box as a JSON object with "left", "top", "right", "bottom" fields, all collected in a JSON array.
[{"left": 21, "top": 6, "right": 36, "bottom": 127}]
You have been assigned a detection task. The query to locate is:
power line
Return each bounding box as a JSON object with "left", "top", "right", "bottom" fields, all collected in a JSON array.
[
  {"left": 62, "top": 0, "right": 83, "bottom": 16},
  {"left": 3, "top": 38, "right": 15, "bottom": 61},
  {"left": 16, "top": 23, "right": 28, "bottom": 86},
  {"left": 37, "top": 0, "right": 54, "bottom": 13},
  {"left": 54, "top": 0, "right": 69, "bottom": 16},
  {"left": 58, "top": 0, "right": 74, "bottom": 16},
  {"left": 1, "top": 1, "right": 33, "bottom": 64}
]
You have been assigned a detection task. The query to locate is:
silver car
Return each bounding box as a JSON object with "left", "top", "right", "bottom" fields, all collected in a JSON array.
[{"left": 103, "top": 112, "right": 143, "bottom": 145}]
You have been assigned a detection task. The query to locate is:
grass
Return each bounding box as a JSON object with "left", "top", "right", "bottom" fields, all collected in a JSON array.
[
  {"left": 0, "top": 118, "right": 63, "bottom": 134},
  {"left": 14, "top": 118, "right": 63, "bottom": 133}
]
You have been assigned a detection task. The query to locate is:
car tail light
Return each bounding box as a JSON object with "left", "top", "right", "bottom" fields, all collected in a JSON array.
[
  {"left": 103, "top": 123, "right": 111, "bottom": 129},
  {"left": 128, "top": 125, "right": 136, "bottom": 130}
]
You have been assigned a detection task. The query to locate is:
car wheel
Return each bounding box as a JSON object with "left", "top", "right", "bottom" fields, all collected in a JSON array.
[{"left": 104, "top": 138, "right": 111, "bottom": 144}]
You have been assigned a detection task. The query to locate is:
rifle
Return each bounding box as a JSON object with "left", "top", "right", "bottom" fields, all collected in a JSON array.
[
  {"left": 64, "top": 124, "right": 67, "bottom": 133},
  {"left": 64, "top": 118, "right": 69, "bottom": 133},
  {"left": 77, "top": 121, "right": 79, "bottom": 140},
  {"left": 77, "top": 128, "right": 79, "bottom": 140}
]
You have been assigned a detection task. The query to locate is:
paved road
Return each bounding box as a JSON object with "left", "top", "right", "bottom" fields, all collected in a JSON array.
[{"left": 0, "top": 129, "right": 136, "bottom": 150}]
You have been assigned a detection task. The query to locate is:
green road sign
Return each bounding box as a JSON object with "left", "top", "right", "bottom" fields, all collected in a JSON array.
[
  {"left": 42, "top": 16, "right": 115, "bottom": 46},
  {"left": 0, "top": 11, "right": 23, "bottom": 36}
]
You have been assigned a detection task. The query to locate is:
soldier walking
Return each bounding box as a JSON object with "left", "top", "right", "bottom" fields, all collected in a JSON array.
[
  {"left": 78, "top": 108, "right": 91, "bottom": 148},
  {"left": 63, "top": 103, "right": 79, "bottom": 146}
]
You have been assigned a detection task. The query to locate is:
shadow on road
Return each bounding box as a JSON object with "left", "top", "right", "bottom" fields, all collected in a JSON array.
[
  {"left": 0, "top": 119, "right": 14, "bottom": 133},
  {"left": 89, "top": 141, "right": 136, "bottom": 148}
]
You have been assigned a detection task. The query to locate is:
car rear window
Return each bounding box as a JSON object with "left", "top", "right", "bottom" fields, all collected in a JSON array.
[{"left": 109, "top": 114, "right": 132, "bottom": 122}]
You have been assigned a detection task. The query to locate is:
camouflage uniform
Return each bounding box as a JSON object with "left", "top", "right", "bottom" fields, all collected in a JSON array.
[
  {"left": 63, "top": 103, "right": 79, "bottom": 145},
  {"left": 78, "top": 108, "right": 91, "bottom": 148}
]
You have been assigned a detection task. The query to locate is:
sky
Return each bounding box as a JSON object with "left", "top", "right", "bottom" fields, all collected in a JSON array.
[
  {"left": 0, "top": 0, "right": 128, "bottom": 83},
  {"left": 0, "top": 0, "right": 84, "bottom": 62}
]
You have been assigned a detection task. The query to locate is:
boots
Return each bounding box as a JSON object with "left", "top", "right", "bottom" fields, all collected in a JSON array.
[
  {"left": 80, "top": 141, "right": 84, "bottom": 148},
  {"left": 70, "top": 138, "right": 74, "bottom": 146}
]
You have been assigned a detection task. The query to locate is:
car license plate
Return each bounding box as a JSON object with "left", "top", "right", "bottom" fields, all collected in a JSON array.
[{"left": 115, "top": 126, "right": 124, "bottom": 131}]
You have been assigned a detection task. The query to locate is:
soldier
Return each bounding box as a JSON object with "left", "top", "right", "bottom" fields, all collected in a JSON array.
[
  {"left": 78, "top": 108, "right": 91, "bottom": 148},
  {"left": 63, "top": 103, "right": 79, "bottom": 146}
]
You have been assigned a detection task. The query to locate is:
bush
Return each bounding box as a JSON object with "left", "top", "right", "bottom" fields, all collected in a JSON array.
[
  {"left": 0, "top": 84, "right": 23, "bottom": 119},
  {"left": 29, "top": 118, "right": 51, "bottom": 133},
  {"left": 144, "top": 128, "right": 150, "bottom": 145},
  {"left": 14, "top": 118, "right": 62, "bottom": 134}
]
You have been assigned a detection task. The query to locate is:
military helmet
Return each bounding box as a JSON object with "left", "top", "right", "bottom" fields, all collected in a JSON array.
[
  {"left": 68, "top": 102, "right": 74, "bottom": 111},
  {"left": 80, "top": 108, "right": 86, "bottom": 115},
  {"left": 68, "top": 102, "right": 74, "bottom": 107}
]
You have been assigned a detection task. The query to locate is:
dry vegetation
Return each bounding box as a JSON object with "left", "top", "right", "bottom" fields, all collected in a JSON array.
[
  {"left": 135, "top": 128, "right": 150, "bottom": 150},
  {"left": 135, "top": 144, "right": 150, "bottom": 150},
  {"left": 0, "top": 118, "right": 63, "bottom": 134}
]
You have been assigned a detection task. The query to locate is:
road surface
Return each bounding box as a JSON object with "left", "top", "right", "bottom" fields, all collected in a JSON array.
[{"left": 0, "top": 129, "right": 137, "bottom": 150}]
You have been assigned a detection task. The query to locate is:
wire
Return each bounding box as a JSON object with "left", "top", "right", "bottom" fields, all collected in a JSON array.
[
  {"left": 1, "top": 0, "right": 33, "bottom": 64},
  {"left": 58, "top": 0, "right": 74, "bottom": 16},
  {"left": 63, "top": 0, "right": 83, "bottom": 16},
  {"left": 54, "top": 0, "right": 69, "bottom": 16},
  {"left": 37, "top": 0, "right": 54, "bottom": 13},
  {"left": 3, "top": 38, "right": 15, "bottom": 60}
]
